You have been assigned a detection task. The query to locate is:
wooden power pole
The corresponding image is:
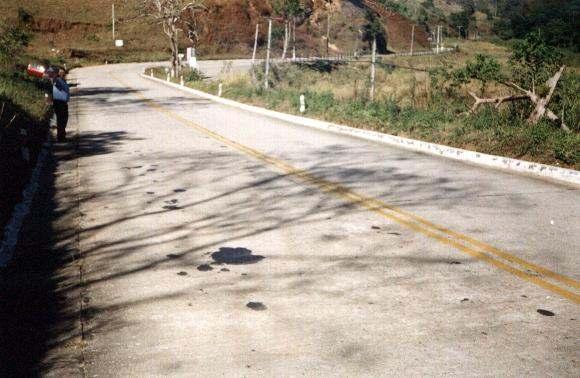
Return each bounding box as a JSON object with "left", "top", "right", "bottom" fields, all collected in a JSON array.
[
  {"left": 326, "top": 11, "right": 331, "bottom": 57},
  {"left": 265, "top": 18, "right": 272, "bottom": 89},
  {"left": 370, "top": 36, "right": 376, "bottom": 101},
  {"left": 252, "top": 23, "right": 259, "bottom": 64},
  {"left": 410, "top": 25, "right": 415, "bottom": 55},
  {"left": 112, "top": 3, "right": 116, "bottom": 41}
]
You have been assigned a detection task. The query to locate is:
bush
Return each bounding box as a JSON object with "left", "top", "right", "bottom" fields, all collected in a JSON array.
[
  {"left": 453, "top": 54, "right": 503, "bottom": 96},
  {"left": 0, "top": 22, "right": 30, "bottom": 66},
  {"left": 183, "top": 67, "right": 204, "bottom": 82},
  {"left": 510, "top": 31, "right": 564, "bottom": 91}
]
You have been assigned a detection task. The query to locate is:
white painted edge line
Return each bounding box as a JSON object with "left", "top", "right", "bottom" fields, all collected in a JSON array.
[
  {"left": 0, "top": 136, "right": 51, "bottom": 268},
  {"left": 140, "top": 73, "right": 580, "bottom": 187}
]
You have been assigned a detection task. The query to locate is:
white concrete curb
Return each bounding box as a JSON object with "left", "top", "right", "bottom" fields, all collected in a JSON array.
[
  {"left": 0, "top": 137, "right": 51, "bottom": 267},
  {"left": 141, "top": 73, "right": 580, "bottom": 187}
]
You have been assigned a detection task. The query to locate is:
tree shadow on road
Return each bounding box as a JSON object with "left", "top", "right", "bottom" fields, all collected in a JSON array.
[
  {"left": 0, "top": 129, "right": 135, "bottom": 376},
  {"left": 0, "top": 79, "right": 542, "bottom": 375}
]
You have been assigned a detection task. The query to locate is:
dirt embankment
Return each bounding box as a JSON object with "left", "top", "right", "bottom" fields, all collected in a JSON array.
[
  {"left": 194, "top": 0, "right": 273, "bottom": 54},
  {"left": 30, "top": 17, "right": 103, "bottom": 34}
]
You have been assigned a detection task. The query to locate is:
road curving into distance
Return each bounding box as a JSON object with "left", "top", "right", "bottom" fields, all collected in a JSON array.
[{"left": 46, "top": 61, "right": 579, "bottom": 376}]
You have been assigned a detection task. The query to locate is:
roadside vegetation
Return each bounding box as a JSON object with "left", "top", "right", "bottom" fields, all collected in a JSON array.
[
  {"left": 151, "top": 35, "right": 579, "bottom": 169},
  {"left": 0, "top": 20, "right": 50, "bottom": 231}
]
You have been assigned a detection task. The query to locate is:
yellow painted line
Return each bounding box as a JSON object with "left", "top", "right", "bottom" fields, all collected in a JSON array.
[{"left": 112, "top": 73, "right": 580, "bottom": 303}]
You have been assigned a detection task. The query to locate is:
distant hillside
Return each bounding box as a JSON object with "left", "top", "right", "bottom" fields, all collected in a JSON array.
[{"left": 0, "top": 0, "right": 446, "bottom": 65}]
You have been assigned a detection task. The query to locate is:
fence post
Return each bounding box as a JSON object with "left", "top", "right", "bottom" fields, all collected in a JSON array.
[{"left": 370, "top": 36, "right": 376, "bottom": 101}]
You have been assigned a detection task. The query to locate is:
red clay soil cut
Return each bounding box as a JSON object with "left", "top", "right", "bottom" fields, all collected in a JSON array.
[
  {"left": 191, "top": 0, "right": 273, "bottom": 53},
  {"left": 30, "top": 17, "right": 103, "bottom": 34}
]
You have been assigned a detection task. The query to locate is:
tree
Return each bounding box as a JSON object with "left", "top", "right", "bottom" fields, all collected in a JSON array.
[
  {"left": 138, "top": 0, "right": 204, "bottom": 77},
  {"left": 493, "top": 0, "right": 579, "bottom": 50},
  {"left": 272, "top": 0, "right": 303, "bottom": 59},
  {"left": 362, "top": 10, "right": 387, "bottom": 53},
  {"left": 449, "top": 11, "right": 472, "bottom": 38},
  {"left": 510, "top": 31, "right": 563, "bottom": 93},
  {"left": 454, "top": 54, "right": 503, "bottom": 96}
]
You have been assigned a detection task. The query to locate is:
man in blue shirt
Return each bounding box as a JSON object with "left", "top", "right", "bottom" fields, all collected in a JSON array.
[{"left": 47, "top": 67, "right": 70, "bottom": 142}]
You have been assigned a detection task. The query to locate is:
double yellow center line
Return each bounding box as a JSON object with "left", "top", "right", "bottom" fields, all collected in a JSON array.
[{"left": 113, "top": 73, "right": 580, "bottom": 303}]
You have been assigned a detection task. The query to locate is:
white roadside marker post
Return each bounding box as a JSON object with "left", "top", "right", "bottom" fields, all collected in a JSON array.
[
  {"left": 218, "top": 83, "right": 223, "bottom": 97},
  {"left": 180, "top": 75, "right": 184, "bottom": 86},
  {"left": 300, "top": 94, "right": 306, "bottom": 113}
]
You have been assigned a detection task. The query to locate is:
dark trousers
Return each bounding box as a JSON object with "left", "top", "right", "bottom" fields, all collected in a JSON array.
[{"left": 53, "top": 100, "right": 69, "bottom": 140}]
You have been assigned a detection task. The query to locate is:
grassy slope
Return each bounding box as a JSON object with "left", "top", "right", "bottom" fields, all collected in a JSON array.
[{"left": 149, "top": 37, "right": 578, "bottom": 169}]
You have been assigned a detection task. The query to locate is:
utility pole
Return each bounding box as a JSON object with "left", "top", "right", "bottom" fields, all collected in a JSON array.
[
  {"left": 370, "top": 36, "right": 376, "bottom": 101},
  {"left": 292, "top": 18, "right": 296, "bottom": 61},
  {"left": 410, "top": 25, "right": 415, "bottom": 55},
  {"left": 435, "top": 25, "right": 439, "bottom": 54},
  {"left": 436, "top": 25, "right": 441, "bottom": 54},
  {"left": 112, "top": 3, "right": 115, "bottom": 41},
  {"left": 326, "top": 11, "right": 331, "bottom": 58},
  {"left": 252, "top": 23, "right": 259, "bottom": 64},
  {"left": 265, "top": 18, "right": 272, "bottom": 89}
]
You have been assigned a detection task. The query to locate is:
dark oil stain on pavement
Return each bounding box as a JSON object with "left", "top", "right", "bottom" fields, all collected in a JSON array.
[
  {"left": 162, "top": 205, "right": 182, "bottom": 210},
  {"left": 211, "top": 247, "right": 264, "bottom": 265},
  {"left": 177, "top": 271, "right": 188, "bottom": 276},
  {"left": 174, "top": 189, "right": 187, "bottom": 193},
  {"left": 247, "top": 302, "right": 267, "bottom": 311},
  {"left": 197, "top": 264, "right": 213, "bottom": 272},
  {"left": 537, "top": 309, "right": 555, "bottom": 316},
  {"left": 166, "top": 254, "right": 180, "bottom": 259}
]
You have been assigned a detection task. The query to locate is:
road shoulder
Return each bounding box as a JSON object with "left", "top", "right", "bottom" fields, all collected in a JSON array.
[{"left": 0, "top": 121, "right": 85, "bottom": 376}]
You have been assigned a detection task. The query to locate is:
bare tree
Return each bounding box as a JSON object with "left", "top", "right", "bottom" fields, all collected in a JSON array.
[
  {"left": 273, "top": 0, "right": 302, "bottom": 60},
  {"left": 468, "top": 66, "right": 570, "bottom": 133},
  {"left": 138, "top": 0, "right": 204, "bottom": 77}
]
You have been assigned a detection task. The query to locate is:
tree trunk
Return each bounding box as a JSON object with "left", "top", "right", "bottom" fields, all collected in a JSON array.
[
  {"left": 171, "top": 29, "right": 179, "bottom": 77},
  {"left": 527, "top": 66, "right": 564, "bottom": 125}
]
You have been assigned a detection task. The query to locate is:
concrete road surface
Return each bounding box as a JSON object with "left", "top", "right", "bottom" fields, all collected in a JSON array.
[{"left": 37, "top": 62, "right": 580, "bottom": 376}]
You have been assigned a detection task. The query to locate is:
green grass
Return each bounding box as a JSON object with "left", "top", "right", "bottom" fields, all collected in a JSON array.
[
  {"left": 0, "top": 69, "right": 48, "bottom": 123},
  {"left": 151, "top": 61, "right": 579, "bottom": 170}
]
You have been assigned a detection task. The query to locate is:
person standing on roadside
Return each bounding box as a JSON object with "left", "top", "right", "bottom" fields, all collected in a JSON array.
[{"left": 46, "top": 67, "right": 70, "bottom": 142}]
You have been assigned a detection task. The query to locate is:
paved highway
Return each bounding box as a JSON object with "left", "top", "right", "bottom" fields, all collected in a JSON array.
[{"left": 48, "top": 61, "right": 579, "bottom": 376}]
